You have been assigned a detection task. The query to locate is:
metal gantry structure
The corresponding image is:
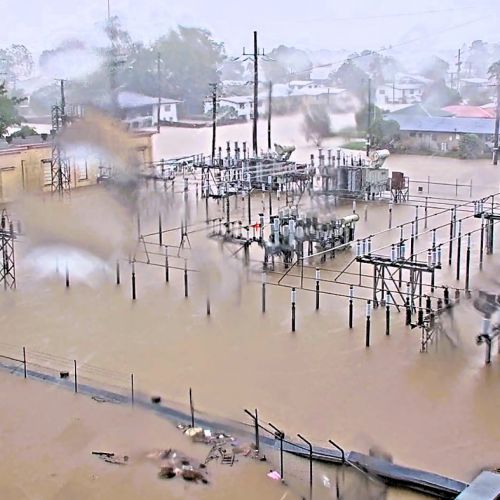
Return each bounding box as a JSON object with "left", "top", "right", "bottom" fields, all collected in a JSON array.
[
  {"left": 0, "top": 210, "right": 16, "bottom": 290},
  {"left": 50, "top": 80, "right": 71, "bottom": 196}
]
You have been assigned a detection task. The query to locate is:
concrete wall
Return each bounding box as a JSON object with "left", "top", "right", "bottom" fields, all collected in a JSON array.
[
  {"left": 397, "top": 131, "right": 462, "bottom": 153},
  {"left": 0, "top": 133, "right": 153, "bottom": 204}
]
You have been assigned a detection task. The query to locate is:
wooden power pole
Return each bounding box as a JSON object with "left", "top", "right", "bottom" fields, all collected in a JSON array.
[
  {"left": 267, "top": 81, "right": 272, "bottom": 152},
  {"left": 243, "top": 31, "right": 262, "bottom": 157},
  {"left": 494, "top": 77, "right": 500, "bottom": 166},
  {"left": 157, "top": 53, "right": 161, "bottom": 134},
  {"left": 209, "top": 83, "right": 218, "bottom": 162}
]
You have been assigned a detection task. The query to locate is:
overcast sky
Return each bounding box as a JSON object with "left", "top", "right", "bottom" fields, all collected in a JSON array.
[{"left": 1, "top": 0, "right": 498, "bottom": 56}]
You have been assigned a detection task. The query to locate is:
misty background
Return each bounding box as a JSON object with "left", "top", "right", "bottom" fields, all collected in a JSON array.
[{"left": 1, "top": 0, "right": 498, "bottom": 54}]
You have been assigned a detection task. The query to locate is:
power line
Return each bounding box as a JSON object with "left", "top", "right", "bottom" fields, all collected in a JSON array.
[
  {"left": 303, "top": 5, "right": 483, "bottom": 23},
  {"left": 286, "top": 15, "right": 493, "bottom": 78}
]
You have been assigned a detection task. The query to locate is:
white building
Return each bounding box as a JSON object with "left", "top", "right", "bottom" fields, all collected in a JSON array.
[
  {"left": 204, "top": 95, "right": 265, "bottom": 121},
  {"left": 375, "top": 74, "right": 431, "bottom": 107},
  {"left": 117, "top": 91, "right": 181, "bottom": 128},
  {"left": 288, "top": 80, "right": 322, "bottom": 91}
]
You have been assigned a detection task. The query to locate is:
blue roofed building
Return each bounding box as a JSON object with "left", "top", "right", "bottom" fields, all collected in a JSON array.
[{"left": 385, "top": 114, "right": 496, "bottom": 153}]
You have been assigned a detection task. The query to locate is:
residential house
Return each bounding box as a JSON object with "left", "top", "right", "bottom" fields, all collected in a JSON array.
[
  {"left": 204, "top": 95, "right": 265, "bottom": 121},
  {"left": 117, "top": 91, "right": 181, "bottom": 128},
  {"left": 375, "top": 74, "right": 432, "bottom": 107},
  {"left": 288, "top": 80, "right": 322, "bottom": 91},
  {"left": 385, "top": 115, "right": 496, "bottom": 153},
  {"left": 309, "top": 67, "right": 334, "bottom": 86}
]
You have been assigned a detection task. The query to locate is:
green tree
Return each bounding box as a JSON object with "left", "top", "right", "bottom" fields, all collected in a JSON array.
[
  {"left": 333, "top": 60, "right": 369, "bottom": 100},
  {"left": 0, "top": 44, "right": 33, "bottom": 87},
  {"left": 422, "top": 80, "right": 461, "bottom": 108},
  {"left": 0, "top": 82, "right": 24, "bottom": 137},
  {"left": 151, "top": 27, "right": 225, "bottom": 114},
  {"left": 355, "top": 104, "right": 382, "bottom": 133},
  {"left": 458, "top": 134, "right": 484, "bottom": 159},
  {"left": 421, "top": 56, "right": 449, "bottom": 82},
  {"left": 488, "top": 60, "right": 500, "bottom": 81},
  {"left": 262, "top": 45, "right": 312, "bottom": 83},
  {"left": 302, "top": 104, "right": 331, "bottom": 146},
  {"left": 10, "top": 125, "right": 37, "bottom": 138},
  {"left": 369, "top": 118, "right": 400, "bottom": 149}
]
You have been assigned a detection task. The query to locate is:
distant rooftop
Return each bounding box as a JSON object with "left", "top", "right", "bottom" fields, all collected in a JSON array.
[
  {"left": 389, "top": 103, "right": 452, "bottom": 118},
  {"left": 288, "top": 80, "right": 313, "bottom": 87},
  {"left": 443, "top": 105, "right": 496, "bottom": 119},
  {"left": 117, "top": 91, "right": 181, "bottom": 109}
]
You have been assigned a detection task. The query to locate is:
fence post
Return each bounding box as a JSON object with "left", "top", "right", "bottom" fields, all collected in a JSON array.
[
  {"left": 131, "top": 373, "right": 134, "bottom": 405},
  {"left": 23, "top": 346, "right": 27, "bottom": 378},
  {"left": 315, "top": 268, "right": 320, "bottom": 310},
  {"left": 189, "top": 388, "right": 195, "bottom": 428},
  {"left": 297, "top": 433, "right": 313, "bottom": 494},
  {"left": 348, "top": 285, "right": 353, "bottom": 329},
  {"left": 261, "top": 272, "right": 266, "bottom": 313},
  {"left": 365, "top": 300, "right": 372, "bottom": 347},
  {"left": 74, "top": 360, "right": 78, "bottom": 393}
]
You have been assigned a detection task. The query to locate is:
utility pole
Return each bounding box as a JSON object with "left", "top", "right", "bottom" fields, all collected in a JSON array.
[
  {"left": 366, "top": 77, "right": 372, "bottom": 157},
  {"left": 59, "top": 79, "right": 66, "bottom": 124},
  {"left": 107, "top": 0, "right": 111, "bottom": 21},
  {"left": 209, "top": 83, "right": 218, "bottom": 162},
  {"left": 253, "top": 31, "right": 259, "bottom": 157},
  {"left": 243, "top": 31, "right": 262, "bottom": 157},
  {"left": 494, "top": 76, "right": 500, "bottom": 166},
  {"left": 267, "top": 81, "right": 272, "bottom": 152},
  {"left": 157, "top": 53, "right": 161, "bottom": 134},
  {"left": 456, "top": 49, "right": 462, "bottom": 92}
]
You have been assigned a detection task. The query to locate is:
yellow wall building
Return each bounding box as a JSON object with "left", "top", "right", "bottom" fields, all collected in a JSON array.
[{"left": 0, "top": 130, "right": 154, "bottom": 204}]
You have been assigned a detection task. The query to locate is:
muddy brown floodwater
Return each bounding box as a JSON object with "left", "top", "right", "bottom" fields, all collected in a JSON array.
[{"left": 0, "top": 114, "right": 499, "bottom": 499}]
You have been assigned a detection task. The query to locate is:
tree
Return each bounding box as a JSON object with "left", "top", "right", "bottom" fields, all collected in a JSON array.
[
  {"left": 355, "top": 104, "right": 382, "bottom": 133},
  {"left": 0, "top": 44, "right": 33, "bottom": 87},
  {"left": 262, "top": 45, "right": 312, "bottom": 83},
  {"left": 422, "top": 80, "right": 461, "bottom": 108},
  {"left": 488, "top": 60, "right": 500, "bottom": 81},
  {"left": 458, "top": 134, "right": 484, "bottom": 159},
  {"left": 10, "top": 125, "right": 37, "bottom": 138},
  {"left": 369, "top": 118, "right": 400, "bottom": 149},
  {"left": 333, "top": 60, "right": 369, "bottom": 100},
  {"left": 466, "top": 40, "right": 490, "bottom": 77},
  {"left": 220, "top": 59, "right": 245, "bottom": 81},
  {"left": 151, "top": 27, "right": 225, "bottom": 114},
  {"left": 0, "top": 82, "right": 24, "bottom": 137},
  {"left": 302, "top": 104, "right": 331, "bottom": 146},
  {"left": 421, "top": 56, "right": 449, "bottom": 82}
]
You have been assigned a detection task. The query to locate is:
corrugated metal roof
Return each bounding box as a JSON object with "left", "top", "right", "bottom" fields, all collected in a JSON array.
[
  {"left": 442, "top": 105, "right": 496, "bottom": 118},
  {"left": 386, "top": 115, "right": 497, "bottom": 134}
]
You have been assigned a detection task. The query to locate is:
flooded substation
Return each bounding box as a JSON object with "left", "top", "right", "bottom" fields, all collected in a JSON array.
[{"left": 0, "top": 115, "right": 499, "bottom": 500}]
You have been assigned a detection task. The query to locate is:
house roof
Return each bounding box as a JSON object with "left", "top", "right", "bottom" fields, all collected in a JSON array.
[
  {"left": 310, "top": 67, "right": 333, "bottom": 81},
  {"left": 442, "top": 105, "right": 496, "bottom": 119},
  {"left": 386, "top": 115, "right": 497, "bottom": 134},
  {"left": 460, "top": 77, "right": 490, "bottom": 85},
  {"left": 117, "top": 91, "right": 181, "bottom": 109},
  {"left": 291, "top": 86, "right": 345, "bottom": 97},
  {"left": 219, "top": 95, "right": 254, "bottom": 104},
  {"left": 395, "top": 73, "right": 432, "bottom": 85},
  {"left": 389, "top": 103, "right": 452, "bottom": 118},
  {"left": 288, "top": 80, "right": 313, "bottom": 87}
]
